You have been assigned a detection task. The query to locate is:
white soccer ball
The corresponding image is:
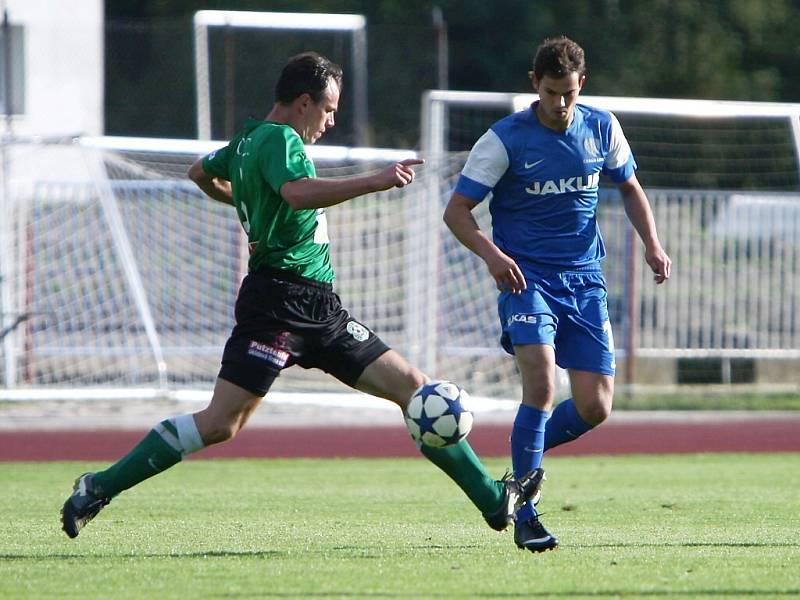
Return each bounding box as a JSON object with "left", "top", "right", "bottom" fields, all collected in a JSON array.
[{"left": 405, "top": 381, "right": 474, "bottom": 448}]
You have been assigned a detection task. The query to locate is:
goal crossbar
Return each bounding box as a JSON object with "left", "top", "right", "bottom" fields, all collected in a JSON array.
[
  {"left": 79, "top": 136, "right": 417, "bottom": 163},
  {"left": 423, "top": 89, "right": 800, "bottom": 116},
  {"left": 422, "top": 90, "right": 800, "bottom": 176},
  {"left": 193, "top": 10, "right": 368, "bottom": 144}
]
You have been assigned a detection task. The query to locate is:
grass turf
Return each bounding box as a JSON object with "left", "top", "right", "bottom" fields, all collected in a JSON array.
[
  {"left": 1, "top": 454, "right": 799, "bottom": 599},
  {"left": 612, "top": 391, "right": 800, "bottom": 411}
]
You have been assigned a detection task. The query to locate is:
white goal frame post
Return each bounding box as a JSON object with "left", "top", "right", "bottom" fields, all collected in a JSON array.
[
  {"left": 419, "top": 90, "right": 800, "bottom": 381},
  {"left": 0, "top": 135, "right": 416, "bottom": 399},
  {"left": 194, "top": 10, "right": 368, "bottom": 145}
]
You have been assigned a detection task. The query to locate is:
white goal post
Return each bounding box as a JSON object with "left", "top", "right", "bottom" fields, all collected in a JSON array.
[
  {"left": 193, "top": 10, "right": 368, "bottom": 145},
  {"left": 0, "top": 136, "right": 430, "bottom": 401},
  {"left": 2, "top": 93, "right": 800, "bottom": 402},
  {"left": 421, "top": 90, "right": 800, "bottom": 171},
  {"left": 421, "top": 90, "right": 800, "bottom": 385}
]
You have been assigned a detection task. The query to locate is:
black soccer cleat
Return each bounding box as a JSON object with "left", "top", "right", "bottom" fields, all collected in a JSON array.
[
  {"left": 514, "top": 515, "right": 559, "bottom": 553},
  {"left": 482, "top": 468, "right": 546, "bottom": 532},
  {"left": 61, "top": 473, "right": 110, "bottom": 539}
]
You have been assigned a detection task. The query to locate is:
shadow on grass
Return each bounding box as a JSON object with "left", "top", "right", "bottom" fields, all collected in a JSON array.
[
  {"left": 584, "top": 542, "right": 800, "bottom": 548},
  {"left": 4, "top": 540, "right": 797, "bottom": 562},
  {"left": 0, "top": 549, "right": 288, "bottom": 560}
]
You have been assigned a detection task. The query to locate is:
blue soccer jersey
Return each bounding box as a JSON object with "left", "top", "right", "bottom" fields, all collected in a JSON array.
[{"left": 454, "top": 102, "right": 637, "bottom": 272}]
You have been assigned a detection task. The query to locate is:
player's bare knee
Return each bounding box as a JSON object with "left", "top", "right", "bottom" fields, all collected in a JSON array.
[
  {"left": 406, "top": 367, "right": 428, "bottom": 396},
  {"left": 201, "top": 421, "right": 240, "bottom": 445},
  {"left": 582, "top": 399, "right": 612, "bottom": 426},
  {"left": 521, "top": 379, "right": 555, "bottom": 408},
  {"left": 195, "top": 410, "right": 243, "bottom": 445},
  {"left": 389, "top": 368, "right": 427, "bottom": 410}
]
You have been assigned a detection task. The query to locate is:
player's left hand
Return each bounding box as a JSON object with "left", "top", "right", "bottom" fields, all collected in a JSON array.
[
  {"left": 646, "top": 245, "right": 672, "bottom": 284},
  {"left": 485, "top": 250, "right": 526, "bottom": 294}
]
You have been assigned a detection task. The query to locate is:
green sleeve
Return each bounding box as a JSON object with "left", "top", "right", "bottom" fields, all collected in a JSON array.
[
  {"left": 202, "top": 144, "right": 232, "bottom": 180},
  {"left": 259, "top": 128, "right": 316, "bottom": 192}
]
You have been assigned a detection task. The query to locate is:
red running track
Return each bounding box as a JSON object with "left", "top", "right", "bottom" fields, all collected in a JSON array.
[{"left": 1, "top": 418, "right": 798, "bottom": 461}]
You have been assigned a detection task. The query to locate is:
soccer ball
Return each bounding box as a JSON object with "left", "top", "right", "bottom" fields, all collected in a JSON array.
[{"left": 405, "top": 381, "right": 474, "bottom": 448}]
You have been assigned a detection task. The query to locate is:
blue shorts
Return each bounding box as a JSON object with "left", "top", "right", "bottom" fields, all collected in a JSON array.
[{"left": 498, "top": 267, "right": 616, "bottom": 375}]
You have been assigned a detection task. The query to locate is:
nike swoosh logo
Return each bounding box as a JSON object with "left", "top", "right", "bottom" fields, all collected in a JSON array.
[
  {"left": 524, "top": 159, "right": 544, "bottom": 169},
  {"left": 523, "top": 446, "right": 543, "bottom": 453},
  {"left": 147, "top": 457, "right": 163, "bottom": 472},
  {"left": 519, "top": 534, "right": 553, "bottom": 544}
]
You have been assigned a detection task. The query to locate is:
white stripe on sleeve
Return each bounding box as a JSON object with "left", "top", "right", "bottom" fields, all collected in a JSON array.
[
  {"left": 461, "top": 129, "right": 510, "bottom": 189},
  {"left": 605, "top": 112, "right": 632, "bottom": 170}
]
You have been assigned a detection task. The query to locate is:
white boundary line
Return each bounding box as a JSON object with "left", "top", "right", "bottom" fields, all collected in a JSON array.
[{"left": 0, "top": 388, "right": 518, "bottom": 411}]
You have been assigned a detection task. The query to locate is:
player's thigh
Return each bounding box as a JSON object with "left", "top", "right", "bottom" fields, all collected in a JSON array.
[
  {"left": 498, "top": 289, "right": 557, "bottom": 354},
  {"left": 194, "top": 377, "right": 266, "bottom": 443},
  {"left": 554, "top": 271, "right": 615, "bottom": 375},
  {"left": 353, "top": 349, "right": 427, "bottom": 409},
  {"left": 219, "top": 270, "right": 302, "bottom": 395},
  {"left": 513, "top": 343, "right": 557, "bottom": 409},
  {"left": 291, "top": 291, "right": 391, "bottom": 386},
  {"left": 568, "top": 369, "right": 614, "bottom": 425}
]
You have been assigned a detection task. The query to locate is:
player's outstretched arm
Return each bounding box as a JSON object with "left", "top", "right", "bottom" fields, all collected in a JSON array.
[
  {"left": 188, "top": 157, "right": 234, "bottom": 206},
  {"left": 444, "top": 192, "right": 526, "bottom": 293},
  {"left": 618, "top": 176, "right": 672, "bottom": 284},
  {"left": 281, "top": 158, "right": 424, "bottom": 210}
]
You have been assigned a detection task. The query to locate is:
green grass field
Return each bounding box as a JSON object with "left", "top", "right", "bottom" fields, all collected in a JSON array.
[{"left": 2, "top": 454, "right": 799, "bottom": 599}]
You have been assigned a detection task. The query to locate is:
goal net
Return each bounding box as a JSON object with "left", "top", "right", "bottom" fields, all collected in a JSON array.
[
  {"left": 2, "top": 89, "right": 800, "bottom": 404},
  {"left": 1, "top": 137, "right": 500, "bottom": 401},
  {"left": 193, "top": 10, "right": 368, "bottom": 145},
  {"left": 422, "top": 91, "right": 800, "bottom": 389}
]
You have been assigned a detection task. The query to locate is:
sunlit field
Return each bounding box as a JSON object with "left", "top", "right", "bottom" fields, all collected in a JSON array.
[{"left": 2, "top": 454, "right": 799, "bottom": 599}]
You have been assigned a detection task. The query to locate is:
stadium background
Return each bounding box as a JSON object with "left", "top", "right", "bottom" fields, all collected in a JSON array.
[
  {"left": 105, "top": 0, "right": 800, "bottom": 146},
  {"left": 0, "top": 0, "right": 796, "bottom": 441},
  {"left": 105, "top": 0, "right": 800, "bottom": 398},
  {"left": 0, "top": 4, "right": 798, "bottom": 598}
]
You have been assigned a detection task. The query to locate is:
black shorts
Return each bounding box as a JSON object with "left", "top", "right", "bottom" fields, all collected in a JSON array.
[{"left": 218, "top": 267, "right": 390, "bottom": 396}]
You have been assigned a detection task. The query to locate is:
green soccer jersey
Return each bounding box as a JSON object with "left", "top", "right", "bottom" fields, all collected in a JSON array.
[{"left": 202, "top": 118, "right": 335, "bottom": 283}]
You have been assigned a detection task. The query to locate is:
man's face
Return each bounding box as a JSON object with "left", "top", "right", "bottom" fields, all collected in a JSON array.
[
  {"left": 299, "top": 80, "right": 340, "bottom": 144},
  {"left": 533, "top": 71, "right": 585, "bottom": 130}
]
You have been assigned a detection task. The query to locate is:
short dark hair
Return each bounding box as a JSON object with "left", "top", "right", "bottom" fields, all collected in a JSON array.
[
  {"left": 274, "top": 52, "right": 343, "bottom": 104},
  {"left": 531, "top": 36, "right": 586, "bottom": 81}
]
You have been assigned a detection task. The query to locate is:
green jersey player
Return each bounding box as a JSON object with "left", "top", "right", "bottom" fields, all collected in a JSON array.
[
  {"left": 61, "top": 52, "right": 544, "bottom": 540},
  {"left": 202, "top": 116, "right": 334, "bottom": 281}
]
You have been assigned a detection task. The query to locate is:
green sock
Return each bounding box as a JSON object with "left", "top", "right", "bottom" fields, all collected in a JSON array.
[
  {"left": 92, "top": 416, "right": 203, "bottom": 498},
  {"left": 419, "top": 439, "right": 504, "bottom": 514}
]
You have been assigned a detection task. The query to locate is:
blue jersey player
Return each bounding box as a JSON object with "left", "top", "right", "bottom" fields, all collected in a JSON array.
[{"left": 444, "top": 36, "right": 671, "bottom": 553}]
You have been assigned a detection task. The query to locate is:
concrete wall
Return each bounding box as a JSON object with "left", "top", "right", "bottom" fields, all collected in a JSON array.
[
  {"left": 1, "top": 1, "right": 103, "bottom": 184},
  {"left": 6, "top": 0, "right": 103, "bottom": 137}
]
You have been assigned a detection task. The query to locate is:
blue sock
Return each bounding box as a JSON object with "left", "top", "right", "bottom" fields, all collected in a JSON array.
[
  {"left": 511, "top": 404, "right": 550, "bottom": 523},
  {"left": 544, "top": 398, "right": 593, "bottom": 452}
]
